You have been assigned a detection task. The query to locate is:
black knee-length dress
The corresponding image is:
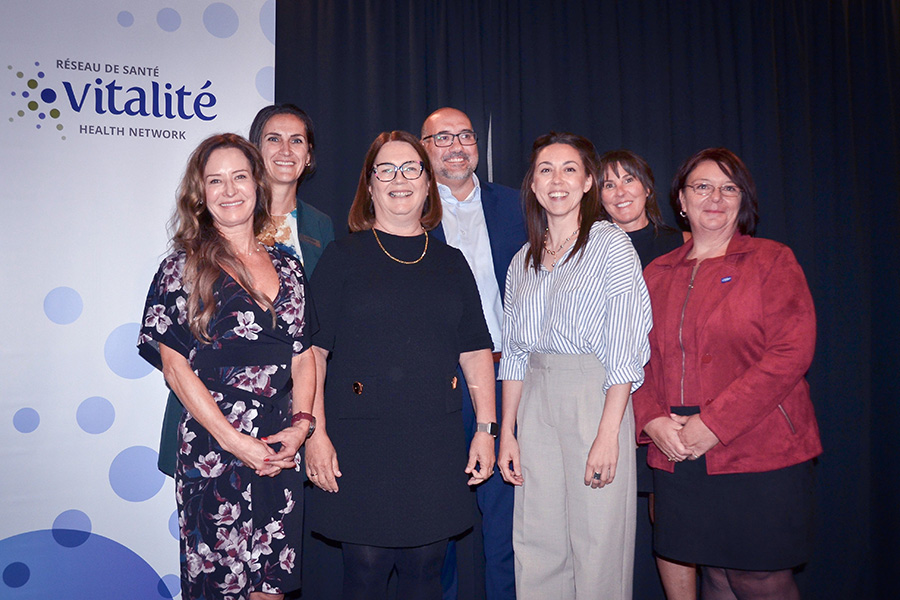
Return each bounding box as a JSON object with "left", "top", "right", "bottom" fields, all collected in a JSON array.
[{"left": 307, "top": 230, "right": 493, "bottom": 547}]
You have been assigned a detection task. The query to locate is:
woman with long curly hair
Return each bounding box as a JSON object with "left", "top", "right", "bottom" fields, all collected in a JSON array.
[{"left": 138, "top": 133, "right": 316, "bottom": 600}]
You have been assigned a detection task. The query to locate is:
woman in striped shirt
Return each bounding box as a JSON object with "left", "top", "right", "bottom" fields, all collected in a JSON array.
[{"left": 498, "top": 132, "right": 652, "bottom": 600}]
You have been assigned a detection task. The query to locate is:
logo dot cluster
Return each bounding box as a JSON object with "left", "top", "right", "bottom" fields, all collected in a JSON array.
[{"left": 7, "top": 62, "right": 66, "bottom": 139}]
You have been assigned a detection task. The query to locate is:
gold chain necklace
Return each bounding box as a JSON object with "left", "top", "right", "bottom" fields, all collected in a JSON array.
[
  {"left": 543, "top": 228, "right": 579, "bottom": 256},
  {"left": 372, "top": 227, "right": 429, "bottom": 265}
]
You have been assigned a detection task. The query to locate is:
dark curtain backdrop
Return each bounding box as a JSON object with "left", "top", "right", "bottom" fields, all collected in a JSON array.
[{"left": 276, "top": 1, "right": 900, "bottom": 598}]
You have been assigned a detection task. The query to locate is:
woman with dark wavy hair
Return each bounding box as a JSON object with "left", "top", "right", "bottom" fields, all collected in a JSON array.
[
  {"left": 305, "top": 130, "right": 497, "bottom": 599},
  {"left": 634, "top": 148, "right": 821, "bottom": 599},
  {"left": 248, "top": 103, "right": 334, "bottom": 273},
  {"left": 598, "top": 149, "right": 689, "bottom": 268},
  {"left": 498, "top": 132, "right": 652, "bottom": 599},
  {"left": 138, "top": 133, "right": 316, "bottom": 600}
]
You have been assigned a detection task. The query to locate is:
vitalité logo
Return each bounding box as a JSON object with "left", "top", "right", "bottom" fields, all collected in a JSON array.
[
  {"left": 7, "top": 60, "right": 219, "bottom": 142},
  {"left": 7, "top": 62, "right": 66, "bottom": 139}
]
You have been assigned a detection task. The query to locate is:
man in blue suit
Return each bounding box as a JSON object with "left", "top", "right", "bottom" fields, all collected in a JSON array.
[{"left": 422, "top": 107, "right": 526, "bottom": 600}]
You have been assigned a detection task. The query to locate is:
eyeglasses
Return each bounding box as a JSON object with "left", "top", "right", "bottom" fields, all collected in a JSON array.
[
  {"left": 372, "top": 161, "right": 425, "bottom": 182},
  {"left": 684, "top": 182, "right": 742, "bottom": 198},
  {"left": 421, "top": 131, "right": 478, "bottom": 147}
]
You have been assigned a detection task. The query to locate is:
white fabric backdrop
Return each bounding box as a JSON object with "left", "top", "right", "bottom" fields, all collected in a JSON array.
[{"left": 0, "top": 2, "right": 275, "bottom": 597}]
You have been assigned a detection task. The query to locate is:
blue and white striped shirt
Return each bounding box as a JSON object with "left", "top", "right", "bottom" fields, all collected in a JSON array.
[{"left": 499, "top": 220, "right": 652, "bottom": 392}]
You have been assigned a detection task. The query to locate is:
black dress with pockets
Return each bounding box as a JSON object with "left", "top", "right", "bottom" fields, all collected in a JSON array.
[{"left": 307, "top": 230, "right": 493, "bottom": 547}]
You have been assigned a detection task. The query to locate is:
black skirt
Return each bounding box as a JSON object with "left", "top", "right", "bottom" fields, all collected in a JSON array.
[
  {"left": 652, "top": 408, "right": 816, "bottom": 570},
  {"left": 636, "top": 444, "right": 654, "bottom": 495}
]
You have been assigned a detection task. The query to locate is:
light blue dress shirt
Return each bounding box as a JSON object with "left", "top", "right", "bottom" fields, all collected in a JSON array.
[{"left": 438, "top": 174, "right": 505, "bottom": 352}]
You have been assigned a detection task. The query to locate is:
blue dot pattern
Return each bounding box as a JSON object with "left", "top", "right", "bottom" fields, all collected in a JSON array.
[
  {"left": 260, "top": 0, "right": 275, "bottom": 44},
  {"left": 168, "top": 510, "right": 179, "bottom": 540},
  {"left": 2, "top": 562, "right": 29, "bottom": 588},
  {"left": 117, "top": 11, "right": 134, "bottom": 27},
  {"left": 4, "top": 2, "right": 275, "bottom": 595},
  {"left": 159, "top": 574, "right": 180, "bottom": 598},
  {"left": 76, "top": 396, "right": 115, "bottom": 434},
  {"left": 53, "top": 509, "right": 92, "bottom": 533},
  {"left": 156, "top": 8, "right": 181, "bottom": 32},
  {"left": 203, "top": 3, "right": 239, "bottom": 38},
  {"left": 256, "top": 65, "right": 274, "bottom": 101},
  {"left": 13, "top": 408, "right": 39, "bottom": 433},
  {"left": 43, "top": 286, "right": 83, "bottom": 324},
  {"left": 51, "top": 508, "right": 92, "bottom": 549},
  {"left": 0, "top": 530, "right": 164, "bottom": 598},
  {"left": 104, "top": 323, "right": 153, "bottom": 379},
  {"left": 108, "top": 446, "right": 165, "bottom": 502}
]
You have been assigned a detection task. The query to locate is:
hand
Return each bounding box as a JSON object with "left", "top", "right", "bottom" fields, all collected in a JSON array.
[
  {"left": 644, "top": 414, "right": 691, "bottom": 462},
  {"left": 644, "top": 415, "right": 691, "bottom": 462},
  {"left": 226, "top": 433, "right": 280, "bottom": 476},
  {"left": 305, "top": 430, "right": 341, "bottom": 492},
  {"left": 676, "top": 414, "right": 719, "bottom": 459},
  {"left": 498, "top": 432, "right": 524, "bottom": 486},
  {"left": 466, "top": 431, "right": 496, "bottom": 486},
  {"left": 259, "top": 423, "right": 310, "bottom": 474},
  {"left": 585, "top": 430, "right": 619, "bottom": 488}
]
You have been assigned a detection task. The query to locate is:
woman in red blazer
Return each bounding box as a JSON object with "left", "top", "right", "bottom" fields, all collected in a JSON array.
[{"left": 632, "top": 148, "right": 822, "bottom": 599}]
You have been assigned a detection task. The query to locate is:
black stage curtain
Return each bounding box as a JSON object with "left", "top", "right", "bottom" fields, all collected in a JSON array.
[{"left": 277, "top": 1, "right": 900, "bottom": 598}]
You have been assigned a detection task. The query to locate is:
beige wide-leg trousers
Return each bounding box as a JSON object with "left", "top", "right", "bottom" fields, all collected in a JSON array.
[{"left": 513, "top": 353, "right": 636, "bottom": 600}]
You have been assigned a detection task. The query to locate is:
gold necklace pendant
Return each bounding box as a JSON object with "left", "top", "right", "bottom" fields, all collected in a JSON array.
[
  {"left": 543, "top": 228, "right": 579, "bottom": 256},
  {"left": 373, "top": 228, "right": 428, "bottom": 265}
]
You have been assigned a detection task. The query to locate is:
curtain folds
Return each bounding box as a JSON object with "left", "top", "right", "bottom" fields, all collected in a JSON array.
[{"left": 277, "top": 1, "right": 900, "bottom": 597}]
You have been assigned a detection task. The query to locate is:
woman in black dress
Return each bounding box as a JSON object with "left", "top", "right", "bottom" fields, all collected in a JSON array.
[
  {"left": 138, "top": 134, "right": 316, "bottom": 600},
  {"left": 598, "top": 149, "right": 695, "bottom": 600},
  {"left": 304, "top": 130, "right": 497, "bottom": 599}
]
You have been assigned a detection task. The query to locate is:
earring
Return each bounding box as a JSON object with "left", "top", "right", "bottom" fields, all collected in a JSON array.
[{"left": 679, "top": 210, "right": 686, "bottom": 218}]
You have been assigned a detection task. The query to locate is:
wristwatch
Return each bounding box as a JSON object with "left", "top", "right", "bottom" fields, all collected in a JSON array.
[
  {"left": 291, "top": 411, "right": 317, "bottom": 439},
  {"left": 476, "top": 422, "right": 499, "bottom": 438}
]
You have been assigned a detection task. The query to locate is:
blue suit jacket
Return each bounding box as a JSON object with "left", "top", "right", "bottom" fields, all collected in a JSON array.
[
  {"left": 430, "top": 180, "right": 526, "bottom": 435},
  {"left": 433, "top": 181, "right": 525, "bottom": 600},
  {"left": 431, "top": 181, "right": 526, "bottom": 301}
]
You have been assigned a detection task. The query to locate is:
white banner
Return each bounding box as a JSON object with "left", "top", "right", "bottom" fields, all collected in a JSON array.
[{"left": 0, "top": 1, "right": 275, "bottom": 597}]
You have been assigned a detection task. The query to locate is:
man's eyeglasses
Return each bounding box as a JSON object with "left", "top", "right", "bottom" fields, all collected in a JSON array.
[
  {"left": 372, "top": 161, "right": 425, "bottom": 182},
  {"left": 421, "top": 131, "right": 478, "bottom": 147}
]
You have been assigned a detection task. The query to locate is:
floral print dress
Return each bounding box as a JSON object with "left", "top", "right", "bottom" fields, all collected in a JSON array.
[{"left": 138, "top": 246, "right": 310, "bottom": 599}]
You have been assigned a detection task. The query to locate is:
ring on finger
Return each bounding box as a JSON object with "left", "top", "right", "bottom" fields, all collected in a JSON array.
[{"left": 592, "top": 472, "right": 602, "bottom": 480}]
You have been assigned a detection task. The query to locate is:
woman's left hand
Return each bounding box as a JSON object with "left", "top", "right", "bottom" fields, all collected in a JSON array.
[
  {"left": 585, "top": 431, "right": 619, "bottom": 489},
  {"left": 498, "top": 431, "right": 524, "bottom": 486},
  {"left": 672, "top": 413, "right": 720, "bottom": 459},
  {"left": 466, "top": 432, "right": 496, "bottom": 486},
  {"left": 259, "top": 423, "right": 310, "bottom": 476}
]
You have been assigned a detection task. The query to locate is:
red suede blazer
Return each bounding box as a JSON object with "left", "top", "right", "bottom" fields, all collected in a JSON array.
[{"left": 633, "top": 234, "right": 823, "bottom": 474}]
